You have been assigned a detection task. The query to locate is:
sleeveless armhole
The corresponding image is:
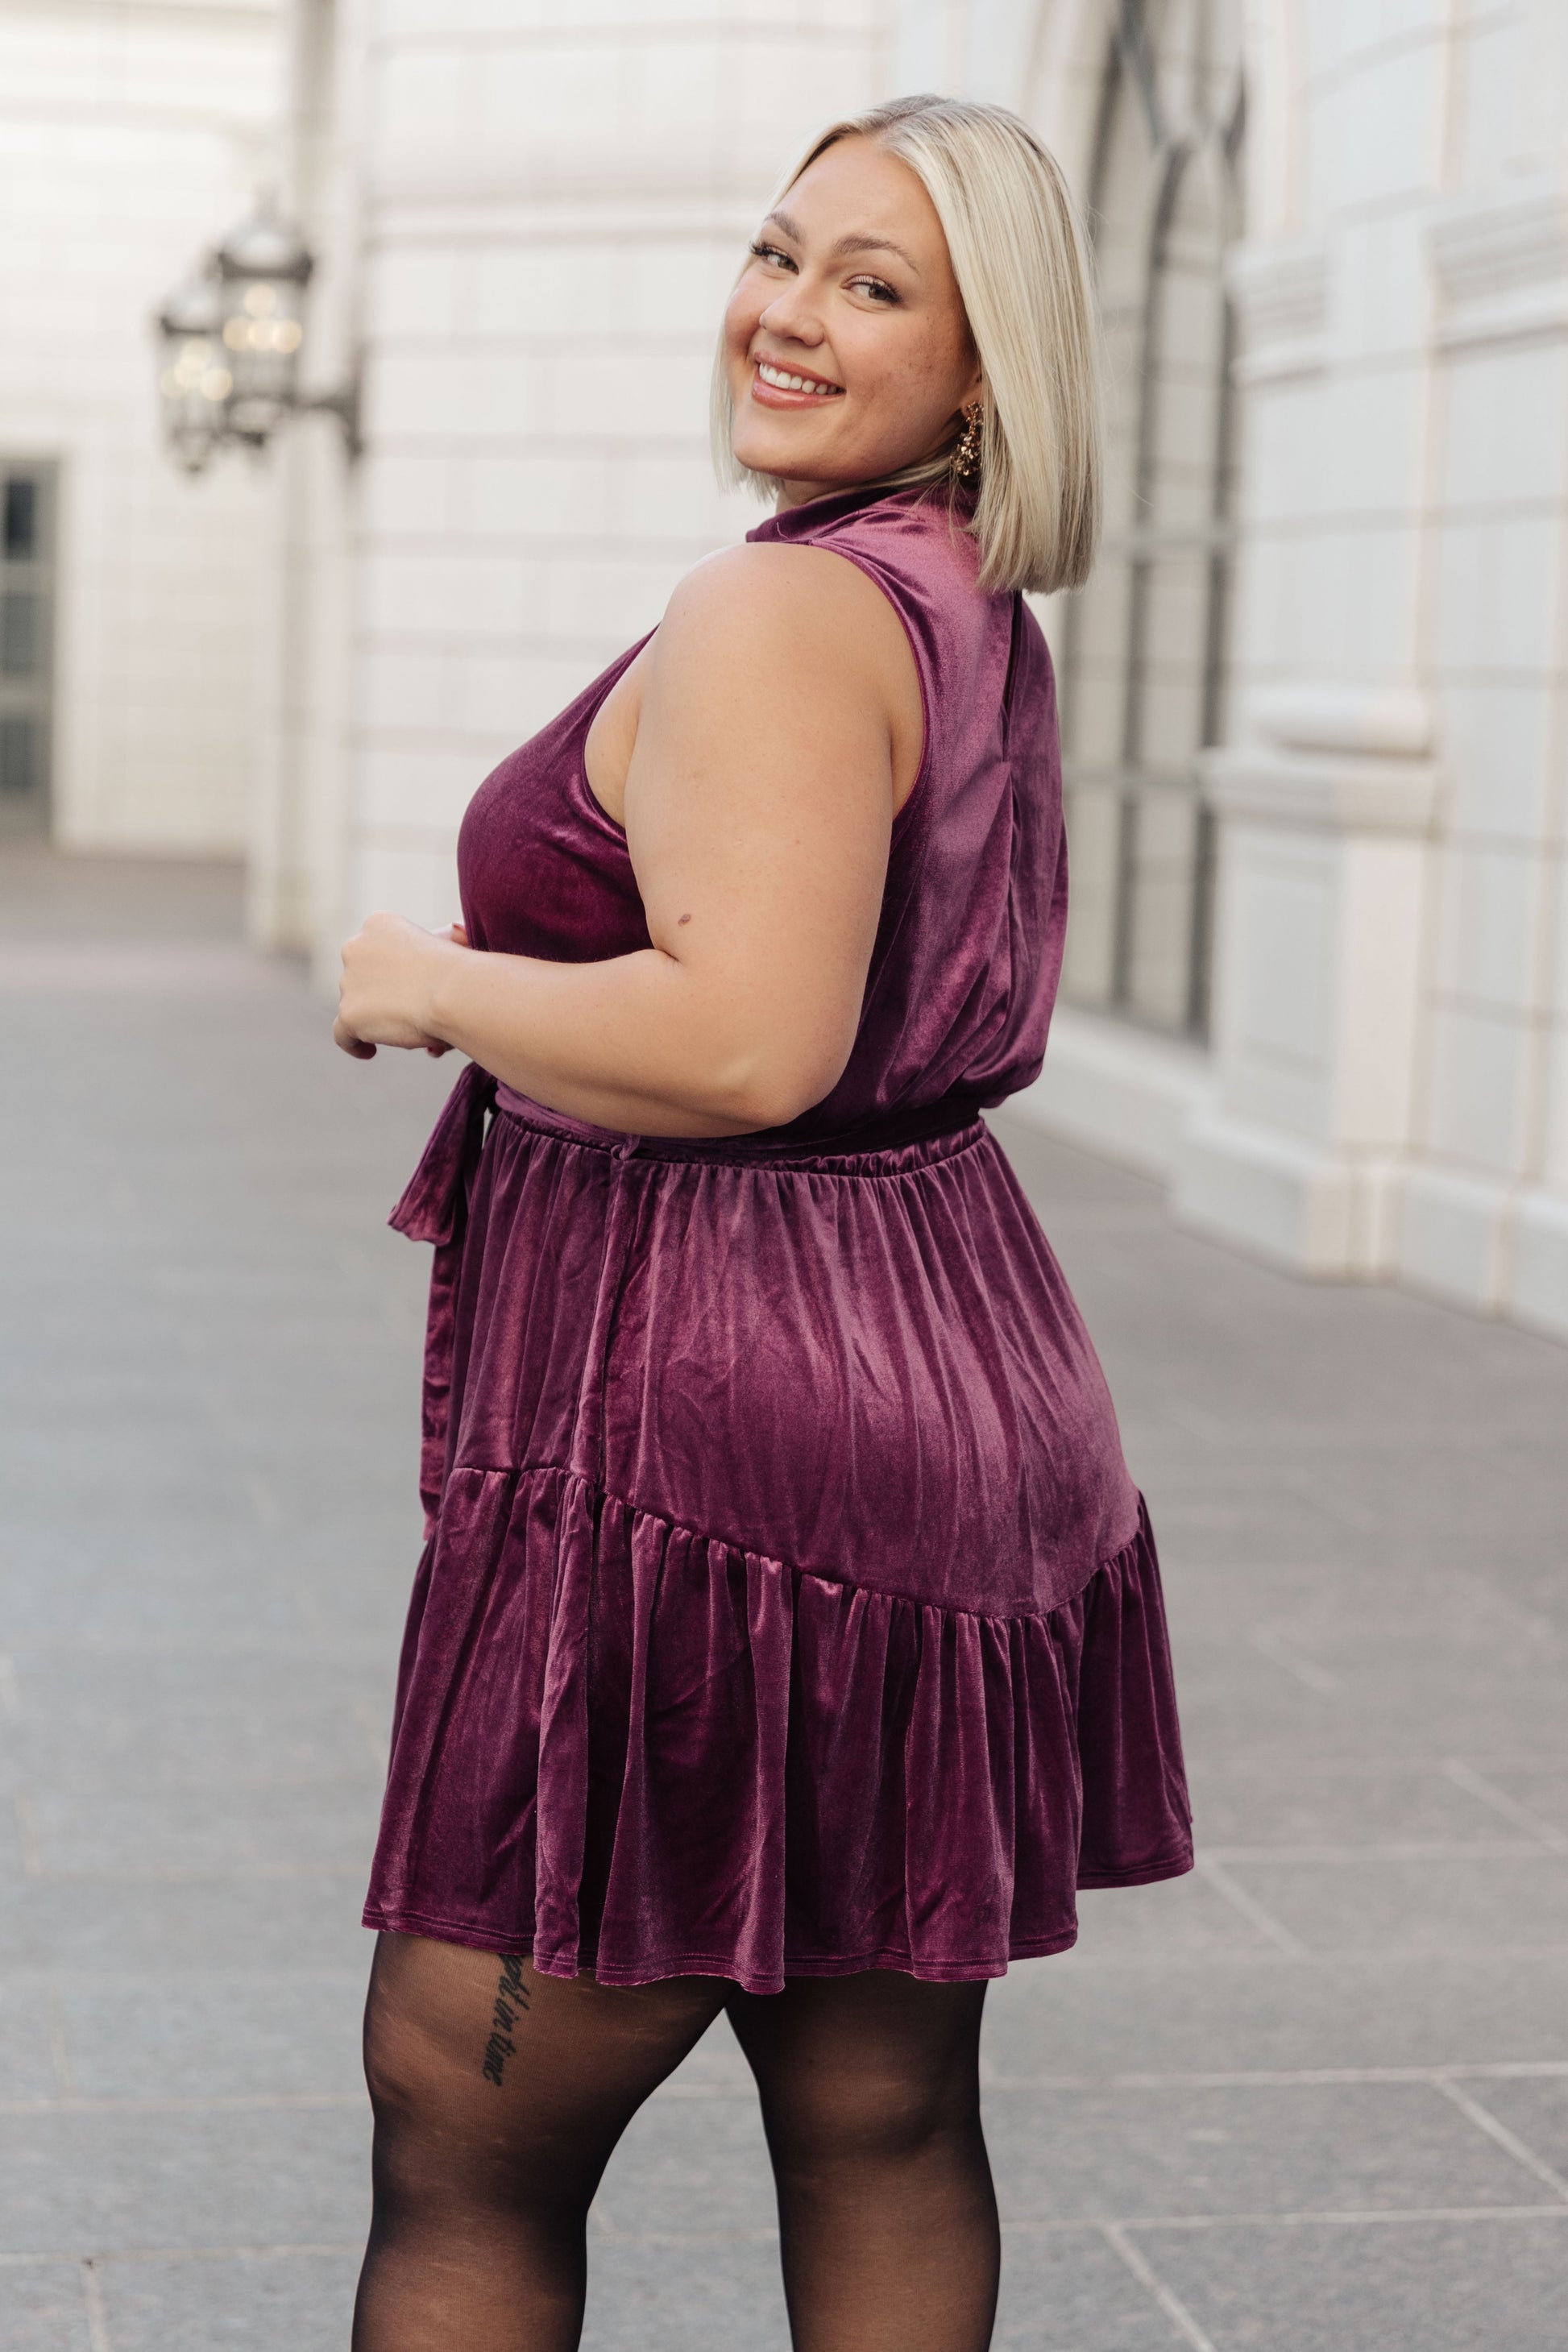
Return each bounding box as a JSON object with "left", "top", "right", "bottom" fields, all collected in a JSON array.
[{"left": 786, "top": 541, "right": 935, "bottom": 839}]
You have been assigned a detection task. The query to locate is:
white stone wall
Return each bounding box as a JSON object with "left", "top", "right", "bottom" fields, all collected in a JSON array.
[
  {"left": 0, "top": 0, "right": 284, "bottom": 854},
  {"left": 288, "top": 0, "right": 886, "bottom": 978},
  {"left": 1415, "top": 3, "right": 1568, "bottom": 1334},
  {"left": 922, "top": 0, "right": 1568, "bottom": 1345},
  {"left": 259, "top": 0, "right": 1568, "bottom": 1342},
  {"left": 1171, "top": 0, "right": 1568, "bottom": 1341}
]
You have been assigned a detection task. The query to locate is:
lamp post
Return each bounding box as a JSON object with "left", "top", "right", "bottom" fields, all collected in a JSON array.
[
  {"left": 154, "top": 197, "right": 359, "bottom": 474},
  {"left": 154, "top": 271, "right": 230, "bottom": 476}
]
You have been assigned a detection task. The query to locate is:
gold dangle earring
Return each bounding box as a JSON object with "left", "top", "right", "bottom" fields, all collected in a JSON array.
[{"left": 952, "top": 403, "right": 983, "bottom": 483}]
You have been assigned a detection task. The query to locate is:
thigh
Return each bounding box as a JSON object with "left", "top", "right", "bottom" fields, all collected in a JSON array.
[
  {"left": 363, "top": 1932, "right": 730, "bottom": 2184},
  {"left": 723, "top": 1971, "right": 988, "bottom": 2151}
]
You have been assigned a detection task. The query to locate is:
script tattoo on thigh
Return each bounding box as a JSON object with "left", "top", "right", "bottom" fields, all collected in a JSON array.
[{"left": 482, "top": 1953, "right": 530, "bottom": 2087}]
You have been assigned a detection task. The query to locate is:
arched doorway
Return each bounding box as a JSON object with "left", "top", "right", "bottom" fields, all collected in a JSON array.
[{"left": 1059, "top": 0, "right": 1245, "bottom": 1037}]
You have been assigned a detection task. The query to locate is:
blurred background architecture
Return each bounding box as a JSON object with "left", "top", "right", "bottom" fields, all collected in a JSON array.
[
  {"left": 0, "top": 0, "right": 284, "bottom": 853},
  {"left": 5, "top": 0, "right": 1568, "bottom": 1345}
]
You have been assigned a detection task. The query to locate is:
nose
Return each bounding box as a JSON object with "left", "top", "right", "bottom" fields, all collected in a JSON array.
[{"left": 757, "top": 279, "right": 825, "bottom": 346}]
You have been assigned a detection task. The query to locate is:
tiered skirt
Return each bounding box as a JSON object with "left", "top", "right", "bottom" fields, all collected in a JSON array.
[{"left": 363, "top": 1066, "right": 1193, "bottom": 1993}]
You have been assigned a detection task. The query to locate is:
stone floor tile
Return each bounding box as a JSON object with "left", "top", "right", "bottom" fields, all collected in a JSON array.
[
  {"left": 1066, "top": 1875, "right": 1277, "bottom": 1964},
  {"left": 56, "top": 1970, "right": 367, "bottom": 2100},
  {"left": 0, "top": 846, "right": 246, "bottom": 939},
  {"left": 984, "top": 1121, "right": 1155, "bottom": 1209},
  {"left": 1454, "top": 2075, "right": 1568, "bottom": 2180},
  {"left": 981, "top": 1952, "right": 1568, "bottom": 2079},
  {"left": 993, "top": 2230, "right": 1176, "bottom": 2348},
  {"left": 1209, "top": 1853, "right": 1568, "bottom": 1958},
  {"left": 0, "top": 1877, "right": 371, "bottom": 1974},
  {"left": 1167, "top": 1636, "right": 1568, "bottom": 1763},
  {"left": 0, "top": 1788, "right": 31, "bottom": 1882},
  {"left": 589, "top": 2089, "right": 779, "bottom": 2241},
  {"left": 0, "top": 1557, "right": 317, "bottom": 1648},
  {"left": 1471, "top": 1767, "right": 1568, "bottom": 1839},
  {"left": 1258, "top": 1651, "right": 1566, "bottom": 1757},
  {"left": 1141, "top": 2214, "right": 1568, "bottom": 2351},
  {"left": 580, "top": 2238, "right": 791, "bottom": 2352},
  {"left": 2, "top": 1651, "right": 394, "bottom": 1794},
  {"left": 985, "top": 2079, "right": 1549, "bottom": 2221},
  {"left": 29, "top": 1782, "right": 384, "bottom": 1878},
  {"left": 0, "top": 2263, "right": 94, "bottom": 2350},
  {"left": 1185, "top": 1757, "right": 1541, "bottom": 1852},
  {"left": 0, "top": 2105, "right": 368, "bottom": 2255},
  {"left": 0, "top": 1981, "right": 64, "bottom": 2099},
  {"left": 94, "top": 2251, "right": 360, "bottom": 2352},
  {"left": 1152, "top": 1641, "right": 1359, "bottom": 1761}
]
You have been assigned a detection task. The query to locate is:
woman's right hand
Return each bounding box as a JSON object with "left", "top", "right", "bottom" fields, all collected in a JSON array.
[{"left": 334, "top": 915, "right": 471, "bottom": 1061}]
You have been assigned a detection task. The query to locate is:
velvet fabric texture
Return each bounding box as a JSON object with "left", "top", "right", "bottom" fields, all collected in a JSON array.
[{"left": 363, "top": 483, "right": 1193, "bottom": 1991}]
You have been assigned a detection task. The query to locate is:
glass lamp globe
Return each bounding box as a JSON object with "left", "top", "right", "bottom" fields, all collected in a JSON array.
[
  {"left": 213, "top": 201, "right": 314, "bottom": 446},
  {"left": 155, "top": 270, "right": 230, "bottom": 475}
]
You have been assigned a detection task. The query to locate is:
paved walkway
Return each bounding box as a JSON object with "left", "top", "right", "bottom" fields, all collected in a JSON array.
[{"left": 2, "top": 848, "right": 1567, "bottom": 2350}]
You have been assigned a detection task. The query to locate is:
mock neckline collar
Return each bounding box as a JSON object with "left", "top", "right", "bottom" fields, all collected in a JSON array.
[{"left": 745, "top": 479, "right": 924, "bottom": 543}]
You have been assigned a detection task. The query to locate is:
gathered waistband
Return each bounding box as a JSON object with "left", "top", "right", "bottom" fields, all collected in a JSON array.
[
  {"left": 492, "top": 1080, "right": 985, "bottom": 1168},
  {"left": 389, "top": 1062, "right": 988, "bottom": 1249}
]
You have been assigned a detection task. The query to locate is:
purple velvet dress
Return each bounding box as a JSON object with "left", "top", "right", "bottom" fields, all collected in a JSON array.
[{"left": 363, "top": 482, "right": 1193, "bottom": 1993}]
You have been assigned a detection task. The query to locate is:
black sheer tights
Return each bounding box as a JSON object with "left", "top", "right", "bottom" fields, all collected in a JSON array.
[{"left": 352, "top": 1931, "right": 999, "bottom": 2352}]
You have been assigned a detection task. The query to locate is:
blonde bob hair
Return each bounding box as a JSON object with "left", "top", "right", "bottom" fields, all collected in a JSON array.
[{"left": 711, "top": 93, "right": 1103, "bottom": 596}]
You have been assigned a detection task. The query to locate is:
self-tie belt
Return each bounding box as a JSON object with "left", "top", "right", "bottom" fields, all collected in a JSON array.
[{"left": 388, "top": 1057, "right": 985, "bottom": 1530}]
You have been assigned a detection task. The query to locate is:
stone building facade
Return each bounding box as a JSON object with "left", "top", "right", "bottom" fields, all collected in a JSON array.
[
  {"left": 14, "top": 1, "right": 1568, "bottom": 1344},
  {"left": 0, "top": 0, "right": 283, "bottom": 852}
]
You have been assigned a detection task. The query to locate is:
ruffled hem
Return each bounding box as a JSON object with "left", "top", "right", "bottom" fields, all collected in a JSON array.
[
  {"left": 363, "top": 1466, "right": 1192, "bottom": 1995},
  {"left": 359, "top": 1910, "right": 1093, "bottom": 1988}
]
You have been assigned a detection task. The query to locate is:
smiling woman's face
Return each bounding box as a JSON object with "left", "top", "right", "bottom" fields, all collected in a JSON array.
[{"left": 723, "top": 135, "right": 982, "bottom": 510}]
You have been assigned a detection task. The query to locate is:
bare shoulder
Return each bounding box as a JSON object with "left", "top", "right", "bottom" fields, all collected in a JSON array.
[{"left": 654, "top": 541, "right": 916, "bottom": 701}]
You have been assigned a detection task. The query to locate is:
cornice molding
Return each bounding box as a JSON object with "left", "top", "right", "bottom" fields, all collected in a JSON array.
[
  {"left": 1200, "top": 745, "right": 1442, "bottom": 837},
  {"left": 1430, "top": 185, "right": 1568, "bottom": 350},
  {"left": 1249, "top": 682, "right": 1433, "bottom": 761},
  {"left": 1432, "top": 185, "right": 1568, "bottom": 305},
  {"left": 1224, "top": 237, "right": 1330, "bottom": 384}
]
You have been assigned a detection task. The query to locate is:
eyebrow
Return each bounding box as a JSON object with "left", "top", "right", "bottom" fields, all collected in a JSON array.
[{"left": 763, "top": 209, "right": 922, "bottom": 276}]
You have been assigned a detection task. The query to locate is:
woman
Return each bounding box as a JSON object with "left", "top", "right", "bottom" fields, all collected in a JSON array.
[{"left": 335, "top": 93, "right": 1192, "bottom": 2352}]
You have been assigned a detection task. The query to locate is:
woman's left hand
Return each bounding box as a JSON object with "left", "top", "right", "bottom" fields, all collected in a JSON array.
[{"left": 334, "top": 912, "right": 465, "bottom": 1060}]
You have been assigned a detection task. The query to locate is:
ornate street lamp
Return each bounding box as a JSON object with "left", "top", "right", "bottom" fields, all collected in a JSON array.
[
  {"left": 154, "top": 196, "right": 359, "bottom": 475},
  {"left": 154, "top": 269, "right": 230, "bottom": 476}
]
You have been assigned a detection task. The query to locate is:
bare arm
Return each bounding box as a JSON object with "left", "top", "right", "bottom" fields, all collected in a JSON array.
[{"left": 334, "top": 543, "right": 920, "bottom": 1135}]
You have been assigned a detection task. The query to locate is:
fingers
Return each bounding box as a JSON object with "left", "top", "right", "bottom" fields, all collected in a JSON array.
[
  {"left": 334, "top": 911, "right": 459, "bottom": 1057},
  {"left": 333, "top": 1015, "right": 377, "bottom": 1060}
]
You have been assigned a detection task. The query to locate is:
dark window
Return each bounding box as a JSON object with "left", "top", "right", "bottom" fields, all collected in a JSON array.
[
  {"left": 3, "top": 477, "right": 36, "bottom": 560},
  {"left": 0, "top": 716, "right": 37, "bottom": 798},
  {"left": 0, "top": 463, "right": 56, "bottom": 835}
]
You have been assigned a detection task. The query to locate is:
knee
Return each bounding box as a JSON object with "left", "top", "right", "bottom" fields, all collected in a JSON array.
[{"left": 765, "top": 2063, "right": 981, "bottom": 2175}]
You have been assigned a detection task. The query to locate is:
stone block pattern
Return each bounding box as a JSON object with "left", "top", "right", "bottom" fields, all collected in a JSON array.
[{"left": 341, "top": 2, "right": 887, "bottom": 948}]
